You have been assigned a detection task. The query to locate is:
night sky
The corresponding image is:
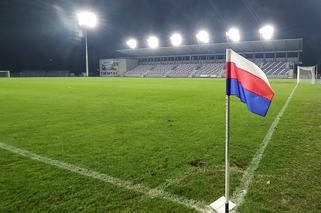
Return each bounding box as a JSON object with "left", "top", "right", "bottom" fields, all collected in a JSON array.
[{"left": 0, "top": 0, "right": 320, "bottom": 73}]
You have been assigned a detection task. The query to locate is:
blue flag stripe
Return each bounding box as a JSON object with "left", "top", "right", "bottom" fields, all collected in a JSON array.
[{"left": 227, "top": 78, "right": 272, "bottom": 117}]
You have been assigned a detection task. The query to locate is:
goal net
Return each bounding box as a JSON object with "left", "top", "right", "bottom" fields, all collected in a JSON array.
[
  {"left": 0, "top": 71, "right": 10, "bottom": 78},
  {"left": 297, "top": 66, "right": 316, "bottom": 84}
]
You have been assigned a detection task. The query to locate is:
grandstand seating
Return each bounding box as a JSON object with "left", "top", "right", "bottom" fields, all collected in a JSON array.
[
  {"left": 134, "top": 65, "right": 154, "bottom": 72},
  {"left": 124, "top": 60, "right": 290, "bottom": 78},
  {"left": 124, "top": 65, "right": 154, "bottom": 77},
  {"left": 145, "top": 64, "right": 175, "bottom": 77},
  {"left": 167, "top": 64, "right": 198, "bottom": 77},
  {"left": 193, "top": 63, "right": 225, "bottom": 77}
]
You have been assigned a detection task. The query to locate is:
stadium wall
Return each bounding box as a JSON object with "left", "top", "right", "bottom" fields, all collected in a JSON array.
[{"left": 100, "top": 58, "right": 138, "bottom": 77}]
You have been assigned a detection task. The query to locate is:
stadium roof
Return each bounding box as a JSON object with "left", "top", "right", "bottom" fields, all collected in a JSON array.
[{"left": 118, "top": 38, "right": 303, "bottom": 57}]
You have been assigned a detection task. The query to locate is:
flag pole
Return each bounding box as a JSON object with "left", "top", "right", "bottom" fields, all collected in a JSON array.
[
  {"left": 225, "top": 48, "right": 231, "bottom": 213},
  {"left": 225, "top": 94, "right": 230, "bottom": 213},
  {"left": 210, "top": 49, "right": 235, "bottom": 213}
]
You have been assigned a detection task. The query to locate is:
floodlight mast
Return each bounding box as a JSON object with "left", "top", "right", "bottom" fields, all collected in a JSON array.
[
  {"left": 77, "top": 11, "right": 97, "bottom": 77},
  {"left": 259, "top": 25, "right": 274, "bottom": 40},
  {"left": 126, "top": 38, "right": 138, "bottom": 49},
  {"left": 85, "top": 29, "right": 89, "bottom": 77},
  {"left": 196, "top": 30, "right": 210, "bottom": 44},
  {"left": 226, "top": 28, "right": 240, "bottom": 42},
  {"left": 147, "top": 36, "right": 159, "bottom": 49},
  {"left": 170, "top": 33, "right": 183, "bottom": 47}
]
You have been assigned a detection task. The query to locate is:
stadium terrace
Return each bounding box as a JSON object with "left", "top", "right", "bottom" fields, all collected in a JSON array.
[{"left": 99, "top": 38, "right": 302, "bottom": 78}]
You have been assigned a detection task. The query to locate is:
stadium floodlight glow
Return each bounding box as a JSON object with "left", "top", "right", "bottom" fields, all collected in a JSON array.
[
  {"left": 226, "top": 28, "right": 241, "bottom": 42},
  {"left": 77, "top": 11, "right": 98, "bottom": 28},
  {"left": 77, "top": 11, "right": 98, "bottom": 77},
  {"left": 170, "top": 33, "right": 183, "bottom": 47},
  {"left": 147, "top": 36, "right": 159, "bottom": 49},
  {"left": 259, "top": 25, "right": 274, "bottom": 40},
  {"left": 126, "top": 38, "right": 137, "bottom": 49},
  {"left": 196, "top": 30, "right": 210, "bottom": 43}
]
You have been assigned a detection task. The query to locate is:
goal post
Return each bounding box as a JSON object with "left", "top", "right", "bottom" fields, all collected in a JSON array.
[
  {"left": 297, "top": 66, "right": 316, "bottom": 84},
  {"left": 0, "top": 71, "right": 10, "bottom": 78}
]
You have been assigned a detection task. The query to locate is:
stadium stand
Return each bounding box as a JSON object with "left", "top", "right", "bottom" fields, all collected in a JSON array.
[
  {"left": 124, "top": 65, "right": 154, "bottom": 77},
  {"left": 193, "top": 63, "right": 225, "bottom": 78},
  {"left": 122, "top": 60, "right": 289, "bottom": 78},
  {"left": 168, "top": 64, "right": 198, "bottom": 77},
  {"left": 145, "top": 64, "right": 175, "bottom": 77},
  {"left": 100, "top": 39, "right": 303, "bottom": 79}
]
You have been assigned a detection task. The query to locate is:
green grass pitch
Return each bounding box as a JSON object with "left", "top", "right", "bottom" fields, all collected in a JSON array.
[{"left": 0, "top": 77, "right": 320, "bottom": 212}]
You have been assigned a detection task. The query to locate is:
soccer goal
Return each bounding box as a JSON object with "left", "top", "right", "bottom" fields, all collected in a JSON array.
[
  {"left": 0, "top": 71, "right": 10, "bottom": 78},
  {"left": 297, "top": 66, "right": 316, "bottom": 84}
]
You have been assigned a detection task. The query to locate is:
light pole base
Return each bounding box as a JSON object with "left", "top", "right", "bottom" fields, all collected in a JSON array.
[{"left": 209, "top": 196, "right": 236, "bottom": 213}]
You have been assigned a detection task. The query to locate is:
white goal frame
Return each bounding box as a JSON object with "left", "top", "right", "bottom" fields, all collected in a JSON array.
[
  {"left": 0, "top": 71, "right": 10, "bottom": 78},
  {"left": 297, "top": 66, "right": 316, "bottom": 84}
]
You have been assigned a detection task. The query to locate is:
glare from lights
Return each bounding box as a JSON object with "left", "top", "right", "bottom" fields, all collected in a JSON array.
[
  {"left": 196, "top": 30, "right": 210, "bottom": 43},
  {"left": 259, "top": 25, "right": 274, "bottom": 40},
  {"left": 126, "top": 38, "right": 137, "bottom": 49},
  {"left": 147, "top": 36, "right": 159, "bottom": 49},
  {"left": 170, "top": 33, "right": 183, "bottom": 47},
  {"left": 77, "top": 11, "right": 98, "bottom": 28},
  {"left": 226, "top": 28, "right": 240, "bottom": 42}
]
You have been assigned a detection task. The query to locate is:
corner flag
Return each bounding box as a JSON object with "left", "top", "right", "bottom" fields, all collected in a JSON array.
[
  {"left": 210, "top": 49, "right": 274, "bottom": 213},
  {"left": 226, "top": 49, "right": 274, "bottom": 116}
]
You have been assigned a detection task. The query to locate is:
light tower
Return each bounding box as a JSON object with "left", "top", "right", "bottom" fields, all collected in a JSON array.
[
  {"left": 77, "top": 11, "right": 98, "bottom": 77},
  {"left": 226, "top": 28, "right": 241, "bottom": 42},
  {"left": 259, "top": 25, "right": 275, "bottom": 40},
  {"left": 170, "top": 33, "right": 183, "bottom": 47},
  {"left": 196, "top": 30, "right": 210, "bottom": 43},
  {"left": 147, "top": 36, "right": 159, "bottom": 49},
  {"left": 126, "top": 38, "right": 138, "bottom": 49}
]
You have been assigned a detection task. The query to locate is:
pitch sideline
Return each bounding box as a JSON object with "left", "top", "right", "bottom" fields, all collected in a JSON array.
[
  {"left": 0, "top": 142, "right": 212, "bottom": 213},
  {"left": 231, "top": 83, "right": 299, "bottom": 211}
]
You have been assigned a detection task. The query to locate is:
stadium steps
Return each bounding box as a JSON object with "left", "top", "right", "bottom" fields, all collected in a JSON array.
[
  {"left": 189, "top": 69, "right": 199, "bottom": 77},
  {"left": 142, "top": 70, "right": 151, "bottom": 77}
]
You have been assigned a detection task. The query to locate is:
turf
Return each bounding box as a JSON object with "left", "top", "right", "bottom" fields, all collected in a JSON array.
[
  {"left": 238, "top": 82, "right": 321, "bottom": 213},
  {"left": 0, "top": 77, "right": 319, "bottom": 212}
]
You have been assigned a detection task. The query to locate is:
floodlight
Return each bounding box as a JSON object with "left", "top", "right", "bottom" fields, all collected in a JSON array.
[
  {"left": 77, "top": 11, "right": 97, "bottom": 28},
  {"left": 170, "top": 33, "right": 183, "bottom": 47},
  {"left": 126, "top": 38, "right": 137, "bottom": 49},
  {"left": 147, "top": 36, "right": 159, "bottom": 49},
  {"left": 76, "top": 11, "right": 98, "bottom": 77},
  {"left": 226, "top": 28, "right": 240, "bottom": 42},
  {"left": 196, "top": 30, "right": 210, "bottom": 43},
  {"left": 259, "top": 25, "right": 274, "bottom": 40}
]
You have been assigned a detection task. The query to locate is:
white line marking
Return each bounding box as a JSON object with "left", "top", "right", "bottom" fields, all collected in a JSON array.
[
  {"left": 1, "top": 84, "right": 298, "bottom": 213},
  {"left": 231, "top": 83, "right": 298, "bottom": 211},
  {"left": 158, "top": 166, "right": 244, "bottom": 191},
  {"left": 0, "top": 142, "right": 212, "bottom": 213}
]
